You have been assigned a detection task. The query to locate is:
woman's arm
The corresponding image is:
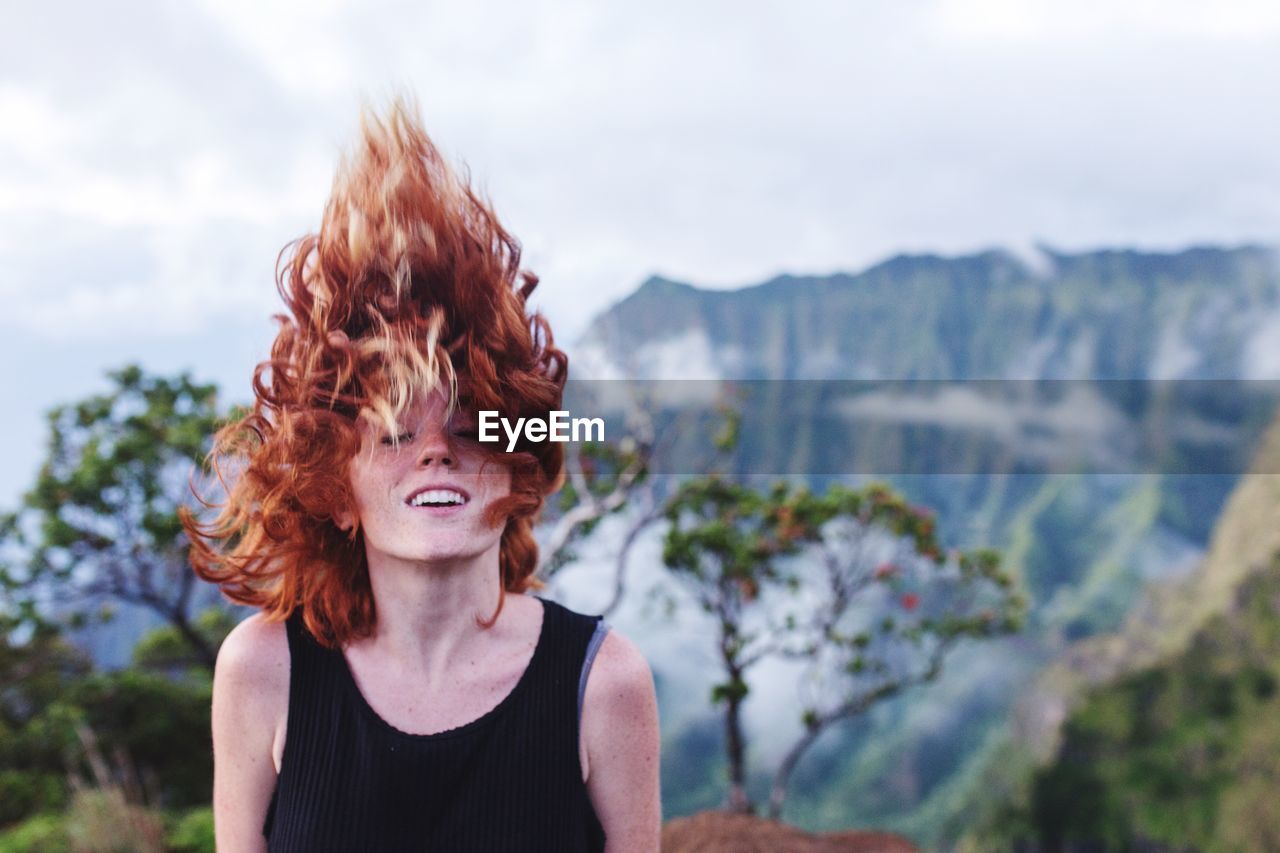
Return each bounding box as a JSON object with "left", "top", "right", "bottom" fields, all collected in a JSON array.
[
  {"left": 211, "top": 612, "right": 289, "bottom": 853},
  {"left": 581, "top": 630, "right": 662, "bottom": 852}
]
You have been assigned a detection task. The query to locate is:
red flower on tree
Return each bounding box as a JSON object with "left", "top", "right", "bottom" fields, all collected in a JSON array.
[
  {"left": 900, "top": 592, "right": 920, "bottom": 611},
  {"left": 874, "top": 562, "right": 898, "bottom": 580}
]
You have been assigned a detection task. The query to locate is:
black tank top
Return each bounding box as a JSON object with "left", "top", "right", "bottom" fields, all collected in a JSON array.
[{"left": 262, "top": 596, "right": 609, "bottom": 852}]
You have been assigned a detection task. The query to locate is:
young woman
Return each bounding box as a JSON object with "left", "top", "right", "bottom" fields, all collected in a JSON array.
[{"left": 182, "top": 97, "right": 661, "bottom": 852}]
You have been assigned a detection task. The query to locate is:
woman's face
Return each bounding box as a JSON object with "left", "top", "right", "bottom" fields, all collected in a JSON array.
[{"left": 344, "top": 386, "right": 511, "bottom": 569}]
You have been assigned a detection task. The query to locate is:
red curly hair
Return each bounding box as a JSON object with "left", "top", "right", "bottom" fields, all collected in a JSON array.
[{"left": 180, "top": 95, "right": 568, "bottom": 648}]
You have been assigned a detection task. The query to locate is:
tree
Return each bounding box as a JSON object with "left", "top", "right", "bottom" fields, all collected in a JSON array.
[
  {"left": 0, "top": 365, "right": 232, "bottom": 669},
  {"left": 760, "top": 483, "right": 1023, "bottom": 818},
  {"left": 661, "top": 475, "right": 817, "bottom": 812},
  {"left": 536, "top": 385, "right": 703, "bottom": 616},
  {"left": 0, "top": 613, "right": 91, "bottom": 825},
  {"left": 537, "top": 427, "right": 658, "bottom": 615},
  {"left": 0, "top": 610, "right": 217, "bottom": 833},
  {"left": 661, "top": 424, "right": 1024, "bottom": 816}
]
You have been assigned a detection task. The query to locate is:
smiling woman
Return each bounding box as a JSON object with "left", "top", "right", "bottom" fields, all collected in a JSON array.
[
  {"left": 178, "top": 95, "right": 661, "bottom": 853},
  {"left": 340, "top": 389, "right": 514, "bottom": 573}
]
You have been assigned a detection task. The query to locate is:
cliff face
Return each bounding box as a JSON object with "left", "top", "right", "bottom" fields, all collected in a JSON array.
[
  {"left": 981, "top": 536, "right": 1280, "bottom": 848},
  {"left": 1014, "top": 407, "right": 1280, "bottom": 759},
  {"left": 575, "top": 245, "right": 1280, "bottom": 382},
  {"left": 568, "top": 244, "right": 1280, "bottom": 846}
]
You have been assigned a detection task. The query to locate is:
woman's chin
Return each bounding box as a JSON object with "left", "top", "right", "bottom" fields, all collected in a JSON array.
[{"left": 368, "top": 542, "right": 499, "bottom": 569}]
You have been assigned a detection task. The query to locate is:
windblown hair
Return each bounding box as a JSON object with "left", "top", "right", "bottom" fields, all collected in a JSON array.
[{"left": 180, "top": 96, "right": 568, "bottom": 648}]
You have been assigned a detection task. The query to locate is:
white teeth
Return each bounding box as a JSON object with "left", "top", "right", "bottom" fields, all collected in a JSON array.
[{"left": 410, "top": 489, "right": 468, "bottom": 507}]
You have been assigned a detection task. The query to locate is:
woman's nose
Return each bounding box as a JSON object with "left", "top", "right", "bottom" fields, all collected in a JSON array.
[{"left": 416, "top": 425, "right": 455, "bottom": 466}]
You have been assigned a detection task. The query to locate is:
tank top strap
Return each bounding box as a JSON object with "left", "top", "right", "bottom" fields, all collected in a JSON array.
[
  {"left": 283, "top": 609, "right": 331, "bottom": 670},
  {"left": 261, "top": 608, "right": 343, "bottom": 840},
  {"left": 279, "top": 608, "right": 350, "bottom": 727},
  {"left": 531, "top": 596, "right": 606, "bottom": 716}
]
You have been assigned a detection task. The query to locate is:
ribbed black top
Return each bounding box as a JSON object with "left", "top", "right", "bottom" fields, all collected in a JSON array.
[{"left": 262, "top": 596, "right": 607, "bottom": 852}]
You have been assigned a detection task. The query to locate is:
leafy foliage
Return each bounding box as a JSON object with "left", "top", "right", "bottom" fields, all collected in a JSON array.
[
  {"left": 131, "top": 608, "right": 237, "bottom": 675},
  {"left": 0, "top": 365, "right": 231, "bottom": 668},
  {"left": 0, "top": 619, "right": 91, "bottom": 825},
  {"left": 0, "top": 616, "right": 214, "bottom": 836},
  {"left": 993, "top": 552, "right": 1280, "bottom": 851},
  {"left": 660, "top": 416, "right": 1025, "bottom": 815},
  {"left": 540, "top": 433, "right": 652, "bottom": 578},
  {"left": 166, "top": 806, "right": 215, "bottom": 853}
]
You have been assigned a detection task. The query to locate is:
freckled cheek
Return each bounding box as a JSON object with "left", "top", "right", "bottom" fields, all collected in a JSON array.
[{"left": 347, "top": 462, "right": 397, "bottom": 514}]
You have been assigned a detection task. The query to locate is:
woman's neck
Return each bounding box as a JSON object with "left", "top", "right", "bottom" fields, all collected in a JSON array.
[{"left": 358, "top": 540, "right": 510, "bottom": 669}]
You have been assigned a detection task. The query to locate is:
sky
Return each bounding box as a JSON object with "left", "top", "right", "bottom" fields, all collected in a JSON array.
[{"left": 1, "top": 0, "right": 1279, "bottom": 507}]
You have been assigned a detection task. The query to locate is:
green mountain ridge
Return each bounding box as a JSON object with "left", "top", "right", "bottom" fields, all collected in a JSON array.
[
  {"left": 977, "top": 553, "right": 1280, "bottom": 849},
  {"left": 573, "top": 244, "right": 1280, "bottom": 846},
  {"left": 948, "top": 408, "right": 1280, "bottom": 848},
  {"left": 1014, "top": 410, "right": 1280, "bottom": 761},
  {"left": 579, "top": 244, "right": 1280, "bottom": 381}
]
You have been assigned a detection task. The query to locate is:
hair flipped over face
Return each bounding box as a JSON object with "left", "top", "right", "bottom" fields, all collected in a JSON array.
[{"left": 180, "top": 96, "right": 568, "bottom": 648}]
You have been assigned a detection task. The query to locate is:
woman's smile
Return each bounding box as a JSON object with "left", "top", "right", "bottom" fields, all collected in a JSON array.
[
  {"left": 406, "top": 486, "right": 470, "bottom": 505},
  {"left": 405, "top": 498, "right": 471, "bottom": 518},
  {"left": 404, "top": 485, "right": 472, "bottom": 517},
  {"left": 343, "top": 386, "right": 513, "bottom": 567}
]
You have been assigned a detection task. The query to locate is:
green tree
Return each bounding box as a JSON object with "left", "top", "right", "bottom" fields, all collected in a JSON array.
[
  {"left": 662, "top": 474, "right": 806, "bottom": 812},
  {"left": 661, "top": 405, "right": 1024, "bottom": 816},
  {"left": 0, "top": 615, "right": 90, "bottom": 826},
  {"left": 1002, "top": 552, "right": 1280, "bottom": 851},
  {"left": 535, "top": 386, "right": 667, "bottom": 620},
  {"left": 0, "top": 365, "right": 232, "bottom": 668},
  {"left": 665, "top": 473, "right": 1024, "bottom": 814},
  {"left": 761, "top": 482, "right": 1023, "bottom": 819},
  {"left": 0, "top": 615, "right": 216, "bottom": 832}
]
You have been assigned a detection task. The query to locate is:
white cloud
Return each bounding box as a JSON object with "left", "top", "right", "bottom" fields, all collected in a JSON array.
[
  {"left": 191, "top": 0, "right": 356, "bottom": 93},
  {"left": 3, "top": 1, "right": 1278, "bottom": 346},
  {"left": 931, "top": 0, "right": 1280, "bottom": 43},
  {"left": 0, "top": 0, "right": 1278, "bottom": 499}
]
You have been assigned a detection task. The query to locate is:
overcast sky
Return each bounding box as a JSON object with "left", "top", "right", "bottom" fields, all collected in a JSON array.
[{"left": 1, "top": 0, "right": 1278, "bottom": 506}]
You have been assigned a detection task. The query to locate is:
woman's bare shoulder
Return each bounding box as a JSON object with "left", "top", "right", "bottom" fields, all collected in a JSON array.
[
  {"left": 583, "top": 628, "right": 656, "bottom": 714},
  {"left": 211, "top": 612, "right": 290, "bottom": 848},
  {"left": 214, "top": 611, "right": 290, "bottom": 708},
  {"left": 579, "top": 626, "right": 662, "bottom": 846}
]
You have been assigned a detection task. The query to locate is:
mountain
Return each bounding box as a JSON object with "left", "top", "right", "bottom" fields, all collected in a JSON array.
[
  {"left": 1014, "top": 408, "right": 1280, "bottom": 758},
  {"left": 567, "top": 244, "right": 1280, "bottom": 846},
  {"left": 951, "top": 395, "right": 1280, "bottom": 849},
  {"left": 574, "top": 244, "right": 1280, "bottom": 382},
  {"left": 978, "top": 554, "right": 1280, "bottom": 850}
]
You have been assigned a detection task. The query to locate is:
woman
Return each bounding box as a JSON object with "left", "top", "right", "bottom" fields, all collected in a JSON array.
[{"left": 181, "top": 97, "right": 661, "bottom": 852}]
